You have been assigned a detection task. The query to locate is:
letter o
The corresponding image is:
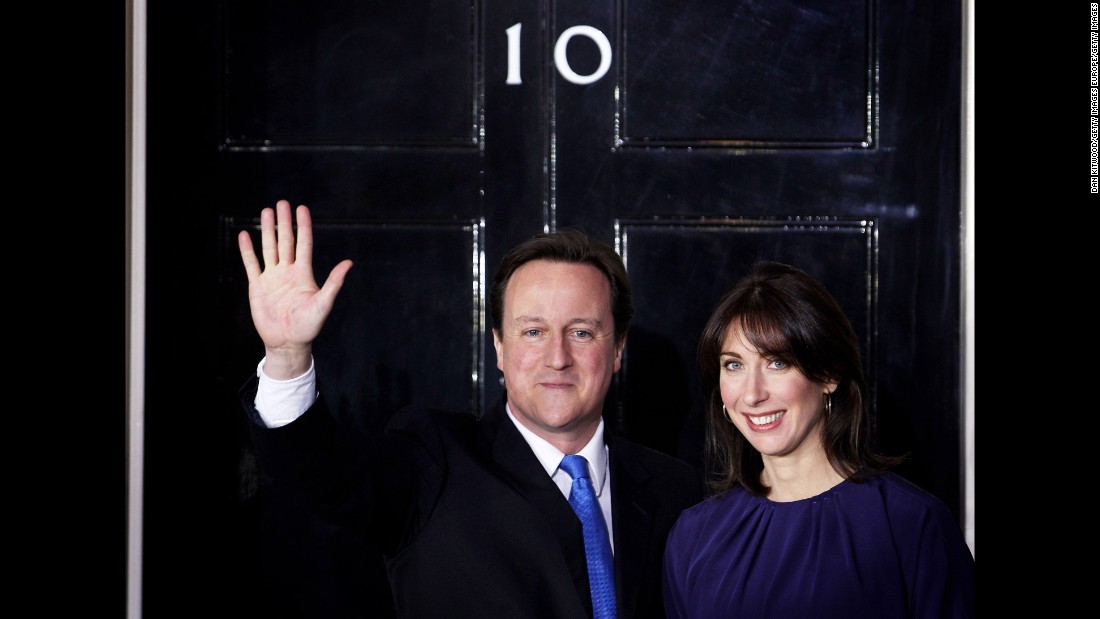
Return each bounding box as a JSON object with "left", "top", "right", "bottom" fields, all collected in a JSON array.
[{"left": 554, "top": 25, "right": 612, "bottom": 85}]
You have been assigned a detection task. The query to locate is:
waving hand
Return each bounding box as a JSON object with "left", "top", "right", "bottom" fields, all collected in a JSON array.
[{"left": 238, "top": 200, "right": 354, "bottom": 380}]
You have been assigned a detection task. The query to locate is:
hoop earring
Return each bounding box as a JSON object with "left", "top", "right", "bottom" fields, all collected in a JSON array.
[
  {"left": 722, "top": 405, "right": 733, "bottom": 422},
  {"left": 823, "top": 392, "right": 832, "bottom": 417}
]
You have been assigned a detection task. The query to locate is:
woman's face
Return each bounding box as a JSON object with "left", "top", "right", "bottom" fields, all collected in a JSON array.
[{"left": 717, "top": 321, "right": 836, "bottom": 459}]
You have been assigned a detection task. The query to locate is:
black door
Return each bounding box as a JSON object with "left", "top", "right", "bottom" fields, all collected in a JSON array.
[{"left": 144, "top": 0, "right": 963, "bottom": 615}]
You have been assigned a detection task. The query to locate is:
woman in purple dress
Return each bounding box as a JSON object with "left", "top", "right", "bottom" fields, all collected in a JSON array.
[{"left": 663, "top": 261, "right": 974, "bottom": 618}]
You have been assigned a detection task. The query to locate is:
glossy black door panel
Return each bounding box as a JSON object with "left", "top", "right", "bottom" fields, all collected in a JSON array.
[{"left": 145, "top": 0, "right": 962, "bottom": 615}]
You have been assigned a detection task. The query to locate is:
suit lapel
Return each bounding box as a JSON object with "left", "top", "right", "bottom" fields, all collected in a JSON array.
[
  {"left": 607, "top": 436, "right": 660, "bottom": 619},
  {"left": 475, "top": 400, "right": 592, "bottom": 607}
]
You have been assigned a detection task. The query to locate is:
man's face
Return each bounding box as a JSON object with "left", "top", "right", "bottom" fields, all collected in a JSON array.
[{"left": 493, "top": 260, "right": 624, "bottom": 445}]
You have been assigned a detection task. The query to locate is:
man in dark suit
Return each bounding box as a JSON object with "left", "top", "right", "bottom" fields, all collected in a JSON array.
[{"left": 238, "top": 199, "right": 703, "bottom": 618}]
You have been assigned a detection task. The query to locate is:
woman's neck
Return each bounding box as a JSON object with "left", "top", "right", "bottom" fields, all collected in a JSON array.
[{"left": 760, "top": 447, "right": 845, "bottom": 502}]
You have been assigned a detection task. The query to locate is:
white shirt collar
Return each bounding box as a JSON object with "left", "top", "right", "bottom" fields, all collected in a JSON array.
[{"left": 505, "top": 403, "right": 610, "bottom": 496}]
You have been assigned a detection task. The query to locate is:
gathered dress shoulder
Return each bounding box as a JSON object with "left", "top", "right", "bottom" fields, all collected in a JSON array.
[{"left": 662, "top": 472, "right": 975, "bottom": 619}]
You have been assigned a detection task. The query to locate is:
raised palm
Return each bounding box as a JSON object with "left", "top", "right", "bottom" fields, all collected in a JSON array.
[{"left": 238, "top": 200, "right": 353, "bottom": 375}]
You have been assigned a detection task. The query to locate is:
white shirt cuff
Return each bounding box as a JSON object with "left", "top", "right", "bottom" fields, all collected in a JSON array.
[{"left": 254, "top": 356, "right": 318, "bottom": 428}]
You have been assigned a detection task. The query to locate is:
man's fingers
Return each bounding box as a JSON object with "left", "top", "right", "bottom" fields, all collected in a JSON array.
[
  {"left": 241, "top": 199, "right": 319, "bottom": 281},
  {"left": 317, "top": 259, "right": 354, "bottom": 310},
  {"left": 260, "top": 206, "right": 277, "bottom": 268},
  {"left": 238, "top": 229, "right": 260, "bottom": 280},
  {"left": 276, "top": 199, "right": 295, "bottom": 263},
  {"left": 295, "top": 205, "right": 314, "bottom": 268}
]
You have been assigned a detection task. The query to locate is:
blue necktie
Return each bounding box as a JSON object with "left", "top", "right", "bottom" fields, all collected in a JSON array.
[{"left": 560, "top": 454, "right": 617, "bottom": 619}]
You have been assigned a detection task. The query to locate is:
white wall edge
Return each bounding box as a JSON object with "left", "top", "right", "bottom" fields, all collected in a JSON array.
[
  {"left": 126, "top": 0, "right": 147, "bottom": 615},
  {"left": 962, "top": 0, "right": 975, "bottom": 557}
]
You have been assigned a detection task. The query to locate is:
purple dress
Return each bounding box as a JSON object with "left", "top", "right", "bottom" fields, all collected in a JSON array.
[{"left": 662, "top": 472, "right": 974, "bottom": 618}]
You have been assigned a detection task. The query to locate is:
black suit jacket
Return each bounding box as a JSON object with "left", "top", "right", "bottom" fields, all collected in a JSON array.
[{"left": 242, "top": 376, "right": 704, "bottom": 618}]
